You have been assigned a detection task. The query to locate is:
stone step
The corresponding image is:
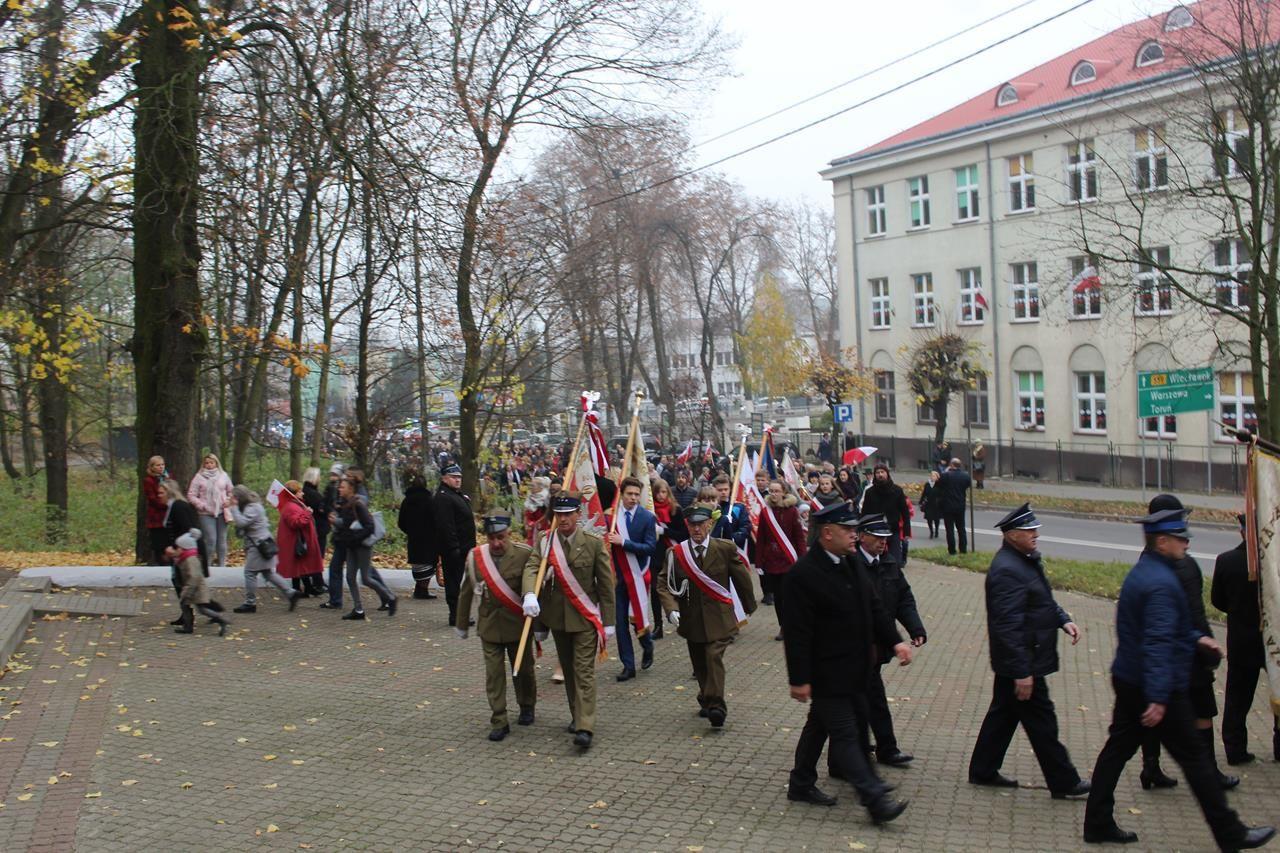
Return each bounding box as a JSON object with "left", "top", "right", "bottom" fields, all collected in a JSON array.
[
  {"left": 0, "top": 599, "right": 36, "bottom": 666},
  {"left": 3, "top": 575, "right": 51, "bottom": 594},
  {"left": 25, "top": 592, "right": 143, "bottom": 618}
]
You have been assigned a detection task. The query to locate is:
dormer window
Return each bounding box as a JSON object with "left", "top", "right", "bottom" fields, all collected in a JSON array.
[
  {"left": 1165, "top": 5, "right": 1193, "bottom": 30},
  {"left": 1070, "top": 61, "right": 1097, "bottom": 86},
  {"left": 1136, "top": 40, "right": 1165, "bottom": 67},
  {"left": 996, "top": 84, "right": 1019, "bottom": 107}
]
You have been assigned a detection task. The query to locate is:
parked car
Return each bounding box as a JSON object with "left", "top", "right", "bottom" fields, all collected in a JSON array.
[{"left": 540, "top": 433, "right": 567, "bottom": 446}]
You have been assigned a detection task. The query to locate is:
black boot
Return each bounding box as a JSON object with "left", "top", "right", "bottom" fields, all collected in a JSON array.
[
  {"left": 1140, "top": 738, "right": 1177, "bottom": 789},
  {"left": 173, "top": 606, "right": 195, "bottom": 634},
  {"left": 198, "top": 604, "right": 230, "bottom": 637},
  {"left": 1201, "top": 728, "right": 1240, "bottom": 789}
]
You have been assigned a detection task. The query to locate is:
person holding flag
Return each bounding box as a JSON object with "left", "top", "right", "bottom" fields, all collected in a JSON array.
[
  {"left": 711, "top": 474, "right": 750, "bottom": 549},
  {"left": 657, "top": 503, "right": 757, "bottom": 728},
  {"left": 758, "top": 478, "right": 807, "bottom": 641},
  {"left": 522, "top": 494, "right": 615, "bottom": 749},
  {"left": 608, "top": 476, "right": 658, "bottom": 682},
  {"left": 455, "top": 515, "right": 537, "bottom": 742}
]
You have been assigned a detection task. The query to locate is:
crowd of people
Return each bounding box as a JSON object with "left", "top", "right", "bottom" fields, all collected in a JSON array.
[{"left": 134, "top": 439, "right": 1279, "bottom": 850}]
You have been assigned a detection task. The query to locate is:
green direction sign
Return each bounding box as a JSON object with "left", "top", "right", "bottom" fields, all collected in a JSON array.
[{"left": 1137, "top": 366, "right": 1215, "bottom": 418}]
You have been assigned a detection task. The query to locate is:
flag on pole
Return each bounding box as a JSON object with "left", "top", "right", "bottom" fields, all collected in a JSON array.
[
  {"left": 264, "top": 479, "right": 286, "bottom": 508},
  {"left": 703, "top": 443, "right": 717, "bottom": 463},
  {"left": 842, "top": 445, "right": 878, "bottom": 466},
  {"left": 1245, "top": 444, "right": 1280, "bottom": 716},
  {"left": 1070, "top": 265, "right": 1102, "bottom": 293},
  {"left": 975, "top": 288, "right": 990, "bottom": 310},
  {"left": 676, "top": 439, "right": 693, "bottom": 466},
  {"left": 585, "top": 411, "right": 609, "bottom": 477},
  {"left": 782, "top": 450, "right": 822, "bottom": 511},
  {"left": 566, "top": 416, "right": 607, "bottom": 532},
  {"left": 735, "top": 449, "right": 763, "bottom": 539},
  {"left": 759, "top": 425, "right": 777, "bottom": 479}
]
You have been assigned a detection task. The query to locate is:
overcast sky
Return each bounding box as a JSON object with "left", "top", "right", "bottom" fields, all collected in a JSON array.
[{"left": 684, "top": 0, "right": 1173, "bottom": 207}]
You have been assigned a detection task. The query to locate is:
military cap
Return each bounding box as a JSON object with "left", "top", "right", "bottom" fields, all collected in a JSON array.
[
  {"left": 995, "top": 502, "right": 1041, "bottom": 531},
  {"left": 856, "top": 512, "right": 893, "bottom": 536},
  {"left": 684, "top": 505, "right": 715, "bottom": 524},
  {"left": 811, "top": 501, "right": 858, "bottom": 527},
  {"left": 482, "top": 514, "right": 512, "bottom": 534},
  {"left": 552, "top": 494, "right": 581, "bottom": 513},
  {"left": 441, "top": 463, "right": 462, "bottom": 476}
]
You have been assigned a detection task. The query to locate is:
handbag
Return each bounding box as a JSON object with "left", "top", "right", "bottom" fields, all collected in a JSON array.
[
  {"left": 294, "top": 535, "right": 308, "bottom": 559},
  {"left": 251, "top": 536, "right": 279, "bottom": 560}
]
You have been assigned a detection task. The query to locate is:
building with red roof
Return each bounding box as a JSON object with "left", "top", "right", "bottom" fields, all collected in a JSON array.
[{"left": 821, "top": 0, "right": 1274, "bottom": 487}]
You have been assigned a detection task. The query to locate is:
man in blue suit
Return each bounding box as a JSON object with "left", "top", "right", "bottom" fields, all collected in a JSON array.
[{"left": 608, "top": 476, "right": 657, "bottom": 682}]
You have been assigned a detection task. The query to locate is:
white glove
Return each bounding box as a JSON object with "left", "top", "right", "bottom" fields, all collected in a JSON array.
[
  {"left": 454, "top": 627, "right": 468, "bottom": 639},
  {"left": 755, "top": 567, "right": 764, "bottom": 577},
  {"left": 604, "top": 625, "right": 616, "bottom": 639},
  {"left": 668, "top": 611, "right": 681, "bottom": 628},
  {"left": 533, "top": 629, "right": 549, "bottom": 643},
  {"left": 521, "top": 593, "right": 540, "bottom": 618}
]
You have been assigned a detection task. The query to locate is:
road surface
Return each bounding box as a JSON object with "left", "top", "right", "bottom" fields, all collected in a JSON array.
[{"left": 910, "top": 508, "right": 1239, "bottom": 573}]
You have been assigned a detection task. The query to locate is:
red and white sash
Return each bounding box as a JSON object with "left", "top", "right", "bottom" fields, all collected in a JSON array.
[
  {"left": 673, "top": 540, "right": 748, "bottom": 625},
  {"left": 544, "top": 532, "right": 607, "bottom": 653},
  {"left": 759, "top": 503, "right": 800, "bottom": 563},
  {"left": 473, "top": 544, "right": 523, "bottom": 618},
  {"left": 612, "top": 509, "right": 654, "bottom": 636}
]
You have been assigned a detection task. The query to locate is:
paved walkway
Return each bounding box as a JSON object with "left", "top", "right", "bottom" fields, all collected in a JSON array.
[{"left": 1, "top": 562, "right": 1276, "bottom": 852}]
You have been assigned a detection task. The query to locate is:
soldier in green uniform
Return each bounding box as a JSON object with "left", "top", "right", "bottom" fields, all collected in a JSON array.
[
  {"left": 657, "top": 503, "right": 757, "bottom": 728},
  {"left": 522, "top": 494, "right": 615, "bottom": 749},
  {"left": 455, "top": 515, "right": 537, "bottom": 742}
]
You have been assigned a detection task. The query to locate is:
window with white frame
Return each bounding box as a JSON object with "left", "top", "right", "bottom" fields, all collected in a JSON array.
[
  {"left": 965, "top": 375, "right": 990, "bottom": 427},
  {"left": 1075, "top": 372, "right": 1107, "bottom": 433},
  {"left": 916, "top": 399, "right": 938, "bottom": 425},
  {"left": 1070, "top": 61, "right": 1097, "bottom": 86},
  {"left": 1136, "top": 40, "right": 1165, "bottom": 67},
  {"left": 1218, "top": 371, "right": 1257, "bottom": 436},
  {"left": 1134, "top": 125, "right": 1168, "bottom": 190},
  {"left": 912, "top": 273, "right": 936, "bottom": 326},
  {"left": 1142, "top": 414, "right": 1178, "bottom": 439},
  {"left": 955, "top": 165, "right": 980, "bottom": 220},
  {"left": 1067, "top": 140, "right": 1098, "bottom": 202},
  {"left": 1011, "top": 262, "right": 1039, "bottom": 321},
  {"left": 996, "top": 84, "right": 1019, "bottom": 107},
  {"left": 1214, "top": 108, "right": 1250, "bottom": 179},
  {"left": 866, "top": 185, "right": 886, "bottom": 236},
  {"left": 874, "top": 370, "right": 896, "bottom": 422},
  {"left": 1070, "top": 255, "right": 1102, "bottom": 319},
  {"left": 908, "top": 176, "right": 931, "bottom": 228},
  {"left": 1016, "top": 371, "right": 1045, "bottom": 429},
  {"left": 1165, "top": 5, "right": 1193, "bottom": 30},
  {"left": 869, "top": 278, "right": 891, "bottom": 329},
  {"left": 1008, "top": 154, "right": 1035, "bottom": 212},
  {"left": 1213, "top": 238, "right": 1250, "bottom": 310},
  {"left": 958, "top": 268, "right": 984, "bottom": 323},
  {"left": 1135, "top": 246, "right": 1173, "bottom": 316}
]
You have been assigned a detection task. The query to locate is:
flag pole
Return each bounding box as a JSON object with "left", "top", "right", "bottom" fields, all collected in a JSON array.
[
  {"left": 728, "top": 431, "right": 749, "bottom": 498},
  {"left": 512, "top": 397, "right": 592, "bottom": 676},
  {"left": 608, "top": 390, "right": 646, "bottom": 643}
]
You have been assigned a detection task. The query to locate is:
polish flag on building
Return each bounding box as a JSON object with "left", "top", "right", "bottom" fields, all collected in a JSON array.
[{"left": 1070, "top": 265, "right": 1102, "bottom": 293}]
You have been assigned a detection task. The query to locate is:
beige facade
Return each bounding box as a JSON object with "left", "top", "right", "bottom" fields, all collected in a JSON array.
[{"left": 821, "top": 62, "right": 1255, "bottom": 483}]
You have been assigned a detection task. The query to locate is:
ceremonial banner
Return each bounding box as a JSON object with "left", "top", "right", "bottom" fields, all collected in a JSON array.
[
  {"left": 1247, "top": 445, "right": 1280, "bottom": 715},
  {"left": 735, "top": 451, "right": 762, "bottom": 538},
  {"left": 612, "top": 408, "right": 655, "bottom": 635},
  {"left": 781, "top": 450, "right": 822, "bottom": 512},
  {"left": 565, "top": 413, "right": 608, "bottom": 532}
]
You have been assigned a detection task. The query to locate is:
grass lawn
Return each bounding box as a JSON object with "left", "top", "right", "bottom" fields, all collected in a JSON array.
[
  {"left": 0, "top": 455, "right": 412, "bottom": 566},
  {"left": 912, "top": 546, "right": 1224, "bottom": 622},
  {"left": 901, "top": 483, "right": 1241, "bottom": 526}
]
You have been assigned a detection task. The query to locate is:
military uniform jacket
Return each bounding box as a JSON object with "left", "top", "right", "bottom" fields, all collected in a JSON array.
[
  {"left": 985, "top": 543, "right": 1070, "bottom": 679},
  {"left": 852, "top": 548, "right": 925, "bottom": 664},
  {"left": 458, "top": 542, "right": 533, "bottom": 644},
  {"left": 523, "top": 528, "right": 615, "bottom": 634},
  {"left": 657, "top": 537, "right": 757, "bottom": 643}
]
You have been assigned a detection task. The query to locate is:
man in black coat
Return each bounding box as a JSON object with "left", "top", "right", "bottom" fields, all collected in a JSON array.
[
  {"left": 435, "top": 464, "right": 477, "bottom": 626},
  {"left": 851, "top": 514, "right": 925, "bottom": 767},
  {"left": 858, "top": 464, "right": 912, "bottom": 564},
  {"left": 1212, "top": 514, "right": 1280, "bottom": 765},
  {"left": 398, "top": 474, "right": 439, "bottom": 600},
  {"left": 783, "top": 501, "right": 912, "bottom": 826},
  {"left": 937, "top": 459, "right": 971, "bottom": 554},
  {"left": 968, "top": 503, "right": 1090, "bottom": 800}
]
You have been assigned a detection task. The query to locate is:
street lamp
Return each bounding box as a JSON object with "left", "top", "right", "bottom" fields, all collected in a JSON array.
[{"left": 698, "top": 395, "right": 710, "bottom": 456}]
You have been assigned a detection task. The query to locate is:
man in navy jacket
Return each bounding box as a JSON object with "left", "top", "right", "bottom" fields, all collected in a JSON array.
[
  {"left": 1082, "top": 507, "right": 1273, "bottom": 850},
  {"left": 608, "top": 476, "right": 657, "bottom": 682},
  {"left": 968, "top": 503, "right": 1089, "bottom": 799},
  {"left": 710, "top": 474, "right": 750, "bottom": 549}
]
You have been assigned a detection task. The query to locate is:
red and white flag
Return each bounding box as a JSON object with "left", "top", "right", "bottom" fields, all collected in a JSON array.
[
  {"left": 782, "top": 450, "right": 822, "bottom": 511},
  {"left": 1070, "top": 265, "right": 1102, "bottom": 293},
  {"left": 734, "top": 449, "right": 763, "bottom": 539},
  {"left": 676, "top": 439, "right": 693, "bottom": 466},
  {"left": 842, "top": 445, "right": 878, "bottom": 466}
]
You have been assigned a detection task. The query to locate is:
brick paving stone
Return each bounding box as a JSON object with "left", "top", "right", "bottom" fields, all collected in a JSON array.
[{"left": 0, "top": 563, "right": 1276, "bottom": 851}]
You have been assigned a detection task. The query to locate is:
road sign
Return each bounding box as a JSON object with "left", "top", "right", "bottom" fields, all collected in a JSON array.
[
  {"left": 833, "top": 403, "right": 854, "bottom": 423},
  {"left": 1137, "top": 366, "right": 1215, "bottom": 418}
]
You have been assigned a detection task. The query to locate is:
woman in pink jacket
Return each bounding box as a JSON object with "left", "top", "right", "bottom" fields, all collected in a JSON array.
[
  {"left": 276, "top": 480, "right": 323, "bottom": 595},
  {"left": 188, "top": 453, "right": 233, "bottom": 566}
]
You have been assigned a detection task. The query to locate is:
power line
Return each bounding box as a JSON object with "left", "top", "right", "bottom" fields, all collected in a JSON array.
[{"left": 523, "top": 0, "right": 1097, "bottom": 224}]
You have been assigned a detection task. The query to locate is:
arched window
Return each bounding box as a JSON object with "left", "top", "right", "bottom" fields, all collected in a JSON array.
[
  {"left": 1164, "top": 5, "right": 1193, "bottom": 30},
  {"left": 996, "top": 84, "right": 1019, "bottom": 107},
  {"left": 1070, "top": 61, "right": 1097, "bottom": 86},
  {"left": 1136, "top": 40, "right": 1165, "bottom": 67}
]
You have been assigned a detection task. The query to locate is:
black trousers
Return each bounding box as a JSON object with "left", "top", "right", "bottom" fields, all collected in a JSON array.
[
  {"left": 861, "top": 664, "right": 899, "bottom": 757},
  {"left": 443, "top": 552, "right": 466, "bottom": 624},
  {"left": 790, "top": 694, "right": 890, "bottom": 806},
  {"left": 761, "top": 573, "right": 785, "bottom": 628},
  {"left": 969, "top": 675, "right": 1081, "bottom": 793},
  {"left": 1084, "top": 678, "right": 1244, "bottom": 845},
  {"left": 943, "top": 512, "right": 968, "bottom": 554},
  {"left": 1222, "top": 629, "right": 1280, "bottom": 759}
]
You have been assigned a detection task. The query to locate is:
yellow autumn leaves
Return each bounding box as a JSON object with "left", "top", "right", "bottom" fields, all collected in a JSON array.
[{"left": 0, "top": 304, "right": 102, "bottom": 385}]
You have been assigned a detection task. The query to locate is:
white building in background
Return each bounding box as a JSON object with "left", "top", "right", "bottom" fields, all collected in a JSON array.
[{"left": 821, "top": 0, "right": 1263, "bottom": 486}]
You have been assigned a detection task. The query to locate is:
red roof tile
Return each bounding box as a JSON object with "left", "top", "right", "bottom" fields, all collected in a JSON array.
[{"left": 832, "top": 0, "right": 1276, "bottom": 165}]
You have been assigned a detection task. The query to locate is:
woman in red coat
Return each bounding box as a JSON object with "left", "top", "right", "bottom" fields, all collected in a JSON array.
[
  {"left": 276, "top": 480, "right": 322, "bottom": 592},
  {"left": 757, "top": 479, "right": 807, "bottom": 641}
]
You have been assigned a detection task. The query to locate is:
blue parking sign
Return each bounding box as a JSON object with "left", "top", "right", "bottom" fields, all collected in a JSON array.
[{"left": 833, "top": 404, "right": 853, "bottom": 423}]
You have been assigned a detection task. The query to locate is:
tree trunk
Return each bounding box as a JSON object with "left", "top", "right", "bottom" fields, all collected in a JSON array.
[
  {"left": 130, "top": 0, "right": 207, "bottom": 561},
  {"left": 0, "top": 386, "right": 21, "bottom": 479},
  {"left": 934, "top": 391, "right": 951, "bottom": 447}
]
